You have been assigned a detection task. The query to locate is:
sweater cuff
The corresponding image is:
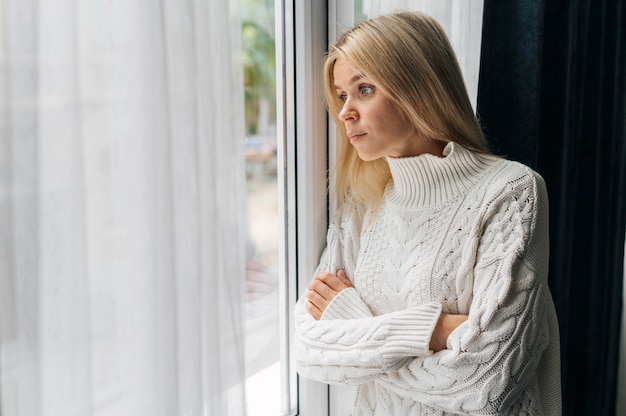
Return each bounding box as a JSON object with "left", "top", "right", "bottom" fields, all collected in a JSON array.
[
  {"left": 321, "top": 288, "right": 373, "bottom": 320},
  {"left": 382, "top": 302, "right": 442, "bottom": 358}
]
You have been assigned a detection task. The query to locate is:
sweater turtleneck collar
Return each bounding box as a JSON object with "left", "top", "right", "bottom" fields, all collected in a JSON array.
[{"left": 385, "top": 142, "right": 499, "bottom": 208}]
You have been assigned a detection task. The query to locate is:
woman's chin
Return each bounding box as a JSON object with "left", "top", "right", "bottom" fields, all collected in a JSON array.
[{"left": 355, "top": 149, "right": 380, "bottom": 162}]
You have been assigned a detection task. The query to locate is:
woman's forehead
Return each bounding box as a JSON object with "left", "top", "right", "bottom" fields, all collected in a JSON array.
[{"left": 333, "top": 58, "right": 367, "bottom": 86}]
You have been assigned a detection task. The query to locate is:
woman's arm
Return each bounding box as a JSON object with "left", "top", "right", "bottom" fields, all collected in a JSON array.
[
  {"left": 294, "top": 293, "right": 443, "bottom": 384},
  {"left": 305, "top": 269, "right": 466, "bottom": 352},
  {"left": 377, "top": 257, "right": 552, "bottom": 415}
]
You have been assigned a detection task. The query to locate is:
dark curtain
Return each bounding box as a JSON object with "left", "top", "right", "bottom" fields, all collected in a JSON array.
[{"left": 477, "top": 0, "right": 626, "bottom": 415}]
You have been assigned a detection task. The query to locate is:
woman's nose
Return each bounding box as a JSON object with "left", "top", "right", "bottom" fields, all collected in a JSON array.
[{"left": 338, "top": 100, "right": 358, "bottom": 121}]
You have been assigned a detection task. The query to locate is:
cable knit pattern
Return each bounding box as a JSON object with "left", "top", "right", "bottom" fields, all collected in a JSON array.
[{"left": 294, "top": 143, "right": 561, "bottom": 415}]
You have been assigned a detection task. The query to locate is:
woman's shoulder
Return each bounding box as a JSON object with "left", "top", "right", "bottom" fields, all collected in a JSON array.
[
  {"left": 330, "top": 191, "right": 368, "bottom": 230},
  {"left": 471, "top": 158, "right": 550, "bottom": 244},
  {"left": 446, "top": 144, "right": 547, "bottom": 203},
  {"left": 477, "top": 156, "right": 547, "bottom": 199}
]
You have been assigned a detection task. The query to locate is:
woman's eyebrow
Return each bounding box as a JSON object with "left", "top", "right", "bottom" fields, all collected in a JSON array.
[{"left": 334, "top": 73, "right": 366, "bottom": 89}]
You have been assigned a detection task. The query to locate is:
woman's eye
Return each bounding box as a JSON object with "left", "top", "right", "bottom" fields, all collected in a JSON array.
[
  {"left": 360, "top": 86, "right": 373, "bottom": 96},
  {"left": 338, "top": 93, "right": 347, "bottom": 102}
]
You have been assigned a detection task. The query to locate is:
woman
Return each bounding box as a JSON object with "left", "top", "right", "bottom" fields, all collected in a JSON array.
[{"left": 293, "top": 11, "right": 561, "bottom": 416}]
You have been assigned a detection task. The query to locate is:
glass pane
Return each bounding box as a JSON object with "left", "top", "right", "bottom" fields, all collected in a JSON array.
[{"left": 241, "top": 0, "right": 282, "bottom": 414}]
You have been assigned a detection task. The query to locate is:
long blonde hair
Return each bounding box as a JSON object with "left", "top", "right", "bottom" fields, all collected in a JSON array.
[{"left": 325, "top": 11, "right": 489, "bottom": 206}]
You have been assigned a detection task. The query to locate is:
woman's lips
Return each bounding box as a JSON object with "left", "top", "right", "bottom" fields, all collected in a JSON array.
[{"left": 348, "top": 132, "right": 366, "bottom": 143}]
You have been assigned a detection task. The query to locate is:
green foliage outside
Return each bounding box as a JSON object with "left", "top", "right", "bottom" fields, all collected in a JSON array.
[
  {"left": 241, "top": 0, "right": 275, "bottom": 136},
  {"left": 242, "top": 19, "right": 276, "bottom": 135}
]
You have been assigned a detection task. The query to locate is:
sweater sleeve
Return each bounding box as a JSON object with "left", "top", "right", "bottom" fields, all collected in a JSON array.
[
  {"left": 294, "top": 295, "right": 442, "bottom": 384},
  {"left": 376, "top": 172, "right": 556, "bottom": 415},
  {"left": 294, "top": 242, "right": 443, "bottom": 384},
  {"left": 294, "top": 199, "right": 443, "bottom": 384}
]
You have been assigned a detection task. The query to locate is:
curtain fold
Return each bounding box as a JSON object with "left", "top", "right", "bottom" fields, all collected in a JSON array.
[
  {"left": 0, "top": 1, "right": 248, "bottom": 415},
  {"left": 476, "top": 1, "right": 544, "bottom": 167},
  {"left": 478, "top": 0, "right": 626, "bottom": 414}
]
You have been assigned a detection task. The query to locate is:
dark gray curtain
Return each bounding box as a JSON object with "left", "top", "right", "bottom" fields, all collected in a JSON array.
[{"left": 477, "top": 0, "right": 626, "bottom": 415}]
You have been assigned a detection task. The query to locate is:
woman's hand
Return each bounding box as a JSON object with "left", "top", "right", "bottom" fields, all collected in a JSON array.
[
  {"left": 429, "top": 313, "right": 468, "bottom": 352},
  {"left": 305, "top": 270, "right": 353, "bottom": 320}
]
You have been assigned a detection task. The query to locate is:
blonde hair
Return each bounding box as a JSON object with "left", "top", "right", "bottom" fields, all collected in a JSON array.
[{"left": 325, "top": 11, "right": 489, "bottom": 206}]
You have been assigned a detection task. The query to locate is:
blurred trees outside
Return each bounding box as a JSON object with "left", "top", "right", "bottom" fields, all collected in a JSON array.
[{"left": 242, "top": 0, "right": 276, "bottom": 136}]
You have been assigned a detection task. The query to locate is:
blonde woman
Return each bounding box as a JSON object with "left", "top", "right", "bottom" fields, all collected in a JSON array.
[{"left": 293, "top": 11, "right": 561, "bottom": 415}]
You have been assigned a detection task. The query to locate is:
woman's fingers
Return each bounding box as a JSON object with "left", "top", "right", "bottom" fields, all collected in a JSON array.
[
  {"left": 430, "top": 313, "right": 469, "bottom": 352},
  {"left": 308, "top": 278, "right": 337, "bottom": 301},
  {"left": 336, "top": 269, "right": 352, "bottom": 286},
  {"left": 305, "top": 290, "right": 326, "bottom": 320},
  {"left": 305, "top": 298, "right": 323, "bottom": 320},
  {"left": 305, "top": 270, "right": 353, "bottom": 320},
  {"left": 307, "top": 272, "right": 351, "bottom": 303},
  {"left": 313, "top": 271, "right": 353, "bottom": 292}
]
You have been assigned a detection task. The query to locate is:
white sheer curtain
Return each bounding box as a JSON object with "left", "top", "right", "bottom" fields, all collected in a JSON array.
[{"left": 0, "top": 1, "right": 248, "bottom": 415}]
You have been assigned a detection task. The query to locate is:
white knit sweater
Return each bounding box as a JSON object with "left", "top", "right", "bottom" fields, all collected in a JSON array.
[{"left": 294, "top": 143, "right": 561, "bottom": 415}]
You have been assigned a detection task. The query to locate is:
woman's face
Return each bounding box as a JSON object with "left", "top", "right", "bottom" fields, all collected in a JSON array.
[{"left": 333, "top": 58, "right": 436, "bottom": 161}]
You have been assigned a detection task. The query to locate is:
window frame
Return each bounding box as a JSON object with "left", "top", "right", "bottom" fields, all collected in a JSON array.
[
  {"left": 276, "top": 0, "right": 329, "bottom": 415},
  {"left": 279, "top": 2, "right": 358, "bottom": 414}
]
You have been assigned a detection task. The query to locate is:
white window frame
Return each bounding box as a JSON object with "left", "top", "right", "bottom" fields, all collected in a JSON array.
[
  {"left": 276, "top": 0, "right": 329, "bottom": 415},
  {"left": 278, "top": 2, "right": 364, "bottom": 414}
]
